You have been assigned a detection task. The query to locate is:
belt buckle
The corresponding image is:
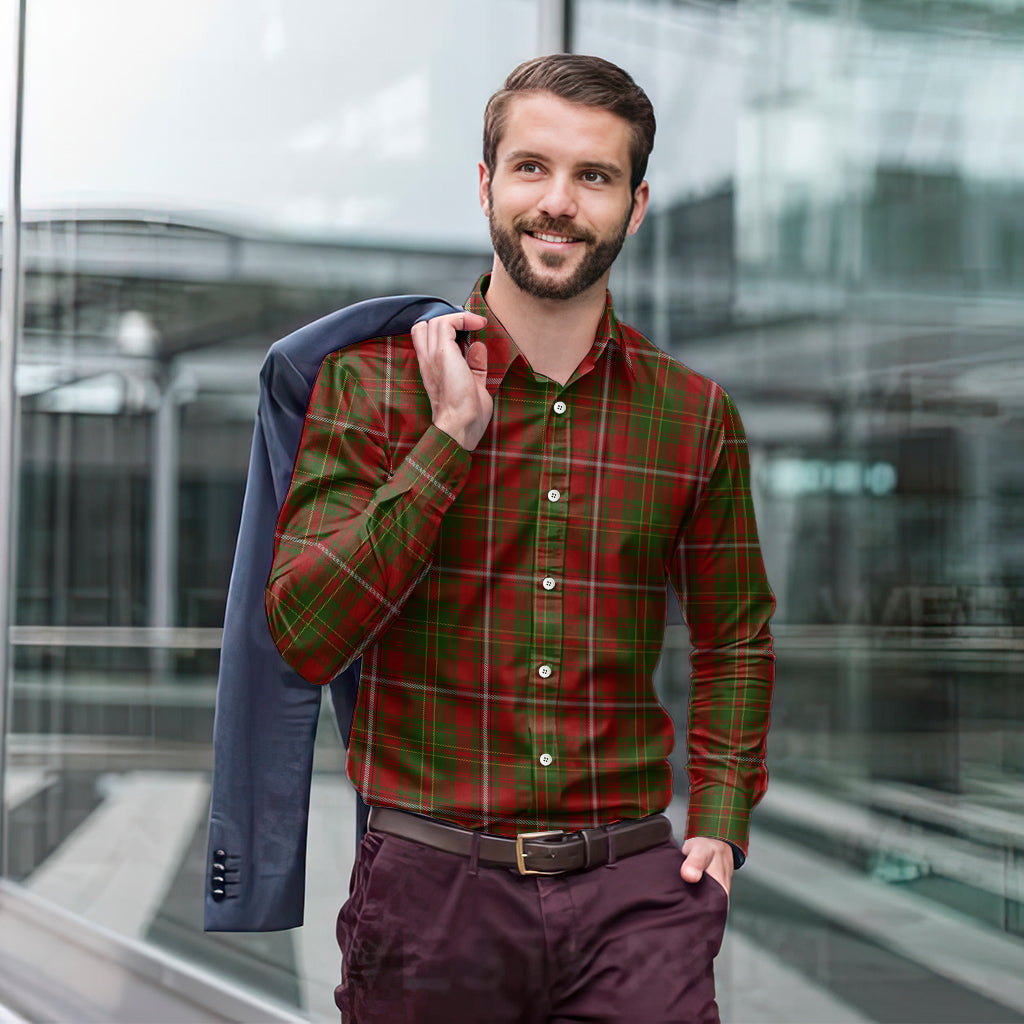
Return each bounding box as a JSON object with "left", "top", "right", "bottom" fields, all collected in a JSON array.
[{"left": 515, "top": 830, "right": 565, "bottom": 875}]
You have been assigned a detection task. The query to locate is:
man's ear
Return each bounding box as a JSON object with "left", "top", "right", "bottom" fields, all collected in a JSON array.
[
  {"left": 478, "top": 162, "right": 491, "bottom": 216},
  {"left": 626, "top": 180, "right": 650, "bottom": 237}
]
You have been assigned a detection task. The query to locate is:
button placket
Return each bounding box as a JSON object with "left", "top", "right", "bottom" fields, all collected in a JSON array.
[{"left": 532, "top": 385, "right": 570, "bottom": 808}]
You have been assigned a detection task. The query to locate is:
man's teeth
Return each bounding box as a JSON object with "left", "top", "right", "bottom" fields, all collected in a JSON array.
[{"left": 533, "top": 232, "right": 576, "bottom": 243}]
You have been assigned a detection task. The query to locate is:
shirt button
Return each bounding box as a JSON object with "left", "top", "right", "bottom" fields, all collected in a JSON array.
[
  {"left": 553, "top": 401, "right": 567, "bottom": 415},
  {"left": 539, "top": 753, "right": 553, "bottom": 766},
  {"left": 538, "top": 664, "right": 552, "bottom": 679},
  {"left": 542, "top": 577, "right": 556, "bottom": 591},
  {"left": 547, "top": 489, "right": 561, "bottom": 503}
]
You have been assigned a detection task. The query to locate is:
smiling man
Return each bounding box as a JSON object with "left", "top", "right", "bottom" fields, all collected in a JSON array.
[{"left": 266, "top": 54, "right": 775, "bottom": 1023}]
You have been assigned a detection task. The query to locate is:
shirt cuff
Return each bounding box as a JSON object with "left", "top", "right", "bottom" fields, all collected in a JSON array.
[
  {"left": 727, "top": 841, "right": 745, "bottom": 870},
  {"left": 685, "top": 778, "right": 755, "bottom": 864}
]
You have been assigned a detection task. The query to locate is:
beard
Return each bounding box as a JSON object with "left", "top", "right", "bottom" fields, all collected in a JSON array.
[{"left": 487, "top": 188, "right": 631, "bottom": 301}]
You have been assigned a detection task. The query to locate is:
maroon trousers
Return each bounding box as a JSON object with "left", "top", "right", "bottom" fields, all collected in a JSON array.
[{"left": 335, "top": 828, "right": 729, "bottom": 1023}]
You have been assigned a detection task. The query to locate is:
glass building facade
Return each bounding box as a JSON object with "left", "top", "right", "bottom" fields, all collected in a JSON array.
[{"left": 1, "top": 1, "right": 1023, "bottom": 1020}]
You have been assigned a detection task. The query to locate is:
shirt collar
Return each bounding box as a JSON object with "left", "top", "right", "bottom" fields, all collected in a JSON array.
[
  {"left": 461, "top": 274, "right": 636, "bottom": 391},
  {"left": 460, "top": 275, "right": 518, "bottom": 394}
]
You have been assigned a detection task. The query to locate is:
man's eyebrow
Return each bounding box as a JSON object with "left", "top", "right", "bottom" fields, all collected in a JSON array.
[
  {"left": 503, "top": 150, "right": 548, "bottom": 166},
  {"left": 503, "top": 150, "right": 626, "bottom": 180}
]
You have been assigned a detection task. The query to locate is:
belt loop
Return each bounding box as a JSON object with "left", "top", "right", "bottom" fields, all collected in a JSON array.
[
  {"left": 581, "top": 829, "right": 593, "bottom": 870},
  {"left": 468, "top": 831, "right": 480, "bottom": 877},
  {"left": 606, "top": 827, "right": 618, "bottom": 869}
]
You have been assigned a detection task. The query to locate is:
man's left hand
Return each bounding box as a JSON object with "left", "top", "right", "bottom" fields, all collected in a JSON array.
[{"left": 679, "top": 836, "right": 734, "bottom": 896}]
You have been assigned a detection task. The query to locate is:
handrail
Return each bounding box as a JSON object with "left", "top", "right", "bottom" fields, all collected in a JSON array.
[
  {"left": 9, "top": 625, "right": 223, "bottom": 648},
  {"left": 8, "top": 622, "right": 1024, "bottom": 652}
]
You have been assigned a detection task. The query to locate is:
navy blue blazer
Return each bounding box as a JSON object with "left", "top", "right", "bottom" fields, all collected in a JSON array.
[{"left": 204, "top": 294, "right": 460, "bottom": 932}]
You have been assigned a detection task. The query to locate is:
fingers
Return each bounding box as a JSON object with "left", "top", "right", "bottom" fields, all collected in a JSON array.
[
  {"left": 412, "top": 312, "right": 475, "bottom": 378},
  {"left": 680, "top": 847, "right": 711, "bottom": 883},
  {"left": 411, "top": 310, "right": 487, "bottom": 345},
  {"left": 458, "top": 310, "right": 488, "bottom": 332},
  {"left": 410, "top": 309, "right": 493, "bottom": 452},
  {"left": 413, "top": 311, "right": 487, "bottom": 378},
  {"left": 679, "top": 836, "right": 733, "bottom": 891},
  {"left": 411, "top": 312, "right": 486, "bottom": 378}
]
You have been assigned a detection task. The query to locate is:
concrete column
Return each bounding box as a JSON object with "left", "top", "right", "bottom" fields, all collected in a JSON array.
[{"left": 537, "top": 0, "right": 570, "bottom": 53}]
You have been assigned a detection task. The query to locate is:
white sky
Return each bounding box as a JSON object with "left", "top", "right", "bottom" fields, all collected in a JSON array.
[
  {"left": 2, "top": 1, "right": 1024, "bottom": 244},
  {"left": 2, "top": 0, "right": 749, "bottom": 245},
  {"left": 11, "top": 0, "right": 542, "bottom": 245}
]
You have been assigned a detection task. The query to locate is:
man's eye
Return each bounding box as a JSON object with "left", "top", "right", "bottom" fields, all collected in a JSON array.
[
  {"left": 582, "top": 171, "right": 607, "bottom": 184},
  {"left": 519, "top": 163, "right": 540, "bottom": 174}
]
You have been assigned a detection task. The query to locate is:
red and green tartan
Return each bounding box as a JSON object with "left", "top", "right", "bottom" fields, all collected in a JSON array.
[{"left": 266, "top": 276, "right": 775, "bottom": 855}]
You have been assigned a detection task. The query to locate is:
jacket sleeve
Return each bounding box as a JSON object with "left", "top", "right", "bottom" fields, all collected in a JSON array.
[
  {"left": 668, "top": 386, "right": 776, "bottom": 861},
  {"left": 265, "top": 352, "right": 472, "bottom": 685}
]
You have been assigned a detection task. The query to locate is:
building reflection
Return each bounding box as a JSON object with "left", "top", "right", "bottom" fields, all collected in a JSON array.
[{"left": 2, "top": 0, "right": 1024, "bottom": 1021}]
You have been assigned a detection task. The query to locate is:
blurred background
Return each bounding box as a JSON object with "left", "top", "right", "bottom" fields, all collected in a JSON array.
[{"left": 0, "top": 0, "right": 1022, "bottom": 1021}]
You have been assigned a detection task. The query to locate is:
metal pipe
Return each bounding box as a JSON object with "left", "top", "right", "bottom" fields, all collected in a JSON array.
[
  {"left": 149, "top": 364, "right": 179, "bottom": 678},
  {"left": 0, "top": 0, "right": 28, "bottom": 878},
  {"left": 149, "top": 366, "right": 179, "bottom": 634}
]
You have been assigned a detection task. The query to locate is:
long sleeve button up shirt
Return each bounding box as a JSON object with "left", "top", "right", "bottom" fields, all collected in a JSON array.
[{"left": 266, "top": 275, "right": 775, "bottom": 857}]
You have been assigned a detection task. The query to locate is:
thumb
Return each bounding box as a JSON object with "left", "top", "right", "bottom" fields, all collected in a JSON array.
[
  {"left": 680, "top": 842, "right": 709, "bottom": 883},
  {"left": 680, "top": 856, "right": 706, "bottom": 883},
  {"left": 466, "top": 340, "right": 488, "bottom": 377}
]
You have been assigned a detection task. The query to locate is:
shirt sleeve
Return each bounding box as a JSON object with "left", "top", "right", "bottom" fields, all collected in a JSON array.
[
  {"left": 265, "top": 353, "right": 472, "bottom": 685},
  {"left": 668, "top": 386, "right": 776, "bottom": 860}
]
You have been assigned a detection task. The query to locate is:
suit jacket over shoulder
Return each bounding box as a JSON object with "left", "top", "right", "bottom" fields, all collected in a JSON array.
[{"left": 204, "top": 295, "right": 460, "bottom": 932}]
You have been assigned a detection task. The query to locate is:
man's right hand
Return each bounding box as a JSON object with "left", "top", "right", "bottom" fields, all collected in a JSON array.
[{"left": 411, "top": 310, "right": 491, "bottom": 451}]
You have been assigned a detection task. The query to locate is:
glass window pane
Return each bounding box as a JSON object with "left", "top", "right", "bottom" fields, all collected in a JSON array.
[
  {"left": 0, "top": 1, "right": 12, "bottom": 214},
  {"left": 10, "top": 2, "right": 540, "bottom": 1019},
  {"left": 22, "top": 0, "right": 539, "bottom": 247},
  {"left": 575, "top": 1, "right": 1024, "bottom": 1020}
]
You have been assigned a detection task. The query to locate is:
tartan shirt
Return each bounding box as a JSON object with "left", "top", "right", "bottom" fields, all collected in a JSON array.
[{"left": 266, "top": 275, "right": 775, "bottom": 859}]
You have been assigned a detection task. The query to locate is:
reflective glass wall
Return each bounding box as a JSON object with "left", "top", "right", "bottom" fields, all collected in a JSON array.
[
  {"left": 3, "top": 1, "right": 534, "bottom": 1019},
  {"left": 580, "top": 1, "right": 1024, "bottom": 1021},
  {"left": 2, "top": 0, "right": 1024, "bottom": 1021}
]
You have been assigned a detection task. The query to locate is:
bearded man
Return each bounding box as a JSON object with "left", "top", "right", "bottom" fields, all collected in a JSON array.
[{"left": 266, "top": 53, "right": 775, "bottom": 1024}]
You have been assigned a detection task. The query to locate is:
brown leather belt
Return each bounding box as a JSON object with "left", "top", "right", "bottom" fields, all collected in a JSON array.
[{"left": 368, "top": 806, "right": 673, "bottom": 875}]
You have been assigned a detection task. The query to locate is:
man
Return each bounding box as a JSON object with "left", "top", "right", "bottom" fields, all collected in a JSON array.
[{"left": 266, "top": 54, "right": 775, "bottom": 1023}]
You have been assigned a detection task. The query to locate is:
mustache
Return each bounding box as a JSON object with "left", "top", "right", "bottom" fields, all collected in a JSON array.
[{"left": 513, "top": 217, "right": 595, "bottom": 245}]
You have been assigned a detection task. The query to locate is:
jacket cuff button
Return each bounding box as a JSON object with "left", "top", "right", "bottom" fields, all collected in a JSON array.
[{"left": 211, "top": 888, "right": 226, "bottom": 902}]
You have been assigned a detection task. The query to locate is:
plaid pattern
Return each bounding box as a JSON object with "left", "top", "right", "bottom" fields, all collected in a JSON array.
[{"left": 266, "top": 276, "right": 775, "bottom": 855}]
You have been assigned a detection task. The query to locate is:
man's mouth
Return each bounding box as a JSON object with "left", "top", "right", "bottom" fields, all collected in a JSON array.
[{"left": 526, "top": 230, "right": 581, "bottom": 244}]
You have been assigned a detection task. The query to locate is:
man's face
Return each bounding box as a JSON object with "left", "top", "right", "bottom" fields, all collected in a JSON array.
[{"left": 480, "top": 91, "right": 649, "bottom": 301}]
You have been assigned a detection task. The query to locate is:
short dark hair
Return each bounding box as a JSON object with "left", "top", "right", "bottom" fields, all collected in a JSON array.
[{"left": 483, "top": 54, "right": 656, "bottom": 194}]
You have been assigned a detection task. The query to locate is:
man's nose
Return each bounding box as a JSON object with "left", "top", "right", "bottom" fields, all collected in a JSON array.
[{"left": 536, "top": 175, "right": 578, "bottom": 220}]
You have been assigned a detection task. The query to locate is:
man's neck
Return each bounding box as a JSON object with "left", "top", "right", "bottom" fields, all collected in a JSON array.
[{"left": 483, "top": 260, "right": 609, "bottom": 387}]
